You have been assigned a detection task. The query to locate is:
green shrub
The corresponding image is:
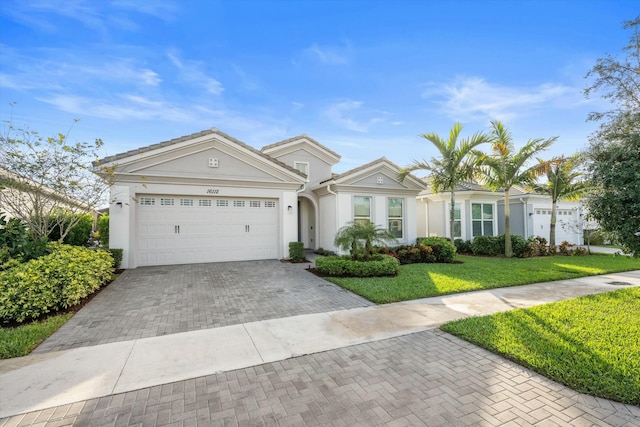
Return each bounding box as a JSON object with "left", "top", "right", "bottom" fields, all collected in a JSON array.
[
  {"left": 108, "top": 248, "right": 123, "bottom": 269},
  {"left": 472, "top": 235, "right": 501, "bottom": 256},
  {"left": 0, "top": 213, "right": 50, "bottom": 263},
  {"left": 0, "top": 244, "right": 114, "bottom": 324},
  {"left": 416, "top": 237, "right": 456, "bottom": 263},
  {"left": 508, "top": 234, "right": 529, "bottom": 258},
  {"left": 472, "top": 234, "right": 531, "bottom": 258},
  {"left": 48, "top": 213, "right": 94, "bottom": 246},
  {"left": 97, "top": 214, "right": 109, "bottom": 247},
  {"left": 288, "top": 242, "right": 305, "bottom": 262},
  {"left": 316, "top": 255, "right": 399, "bottom": 277},
  {"left": 454, "top": 239, "right": 473, "bottom": 255}
]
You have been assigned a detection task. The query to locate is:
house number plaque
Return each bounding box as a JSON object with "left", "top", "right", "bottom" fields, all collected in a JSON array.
[{"left": 206, "top": 189, "right": 220, "bottom": 194}]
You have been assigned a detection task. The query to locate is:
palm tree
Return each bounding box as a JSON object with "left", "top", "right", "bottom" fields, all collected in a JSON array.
[
  {"left": 480, "top": 120, "right": 558, "bottom": 257},
  {"left": 334, "top": 220, "right": 397, "bottom": 260},
  {"left": 399, "top": 123, "right": 489, "bottom": 244},
  {"left": 529, "top": 154, "right": 587, "bottom": 246}
]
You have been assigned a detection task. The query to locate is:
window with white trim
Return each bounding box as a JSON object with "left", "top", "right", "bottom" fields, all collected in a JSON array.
[
  {"left": 160, "top": 198, "right": 174, "bottom": 206},
  {"left": 233, "top": 200, "right": 245, "bottom": 208},
  {"left": 294, "top": 161, "right": 309, "bottom": 176},
  {"left": 180, "top": 198, "right": 193, "bottom": 207},
  {"left": 216, "top": 200, "right": 228, "bottom": 207},
  {"left": 388, "top": 198, "right": 403, "bottom": 238},
  {"left": 265, "top": 201, "right": 276, "bottom": 208},
  {"left": 249, "top": 201, "right": 260, "bottom": 208},
  {"left": 472, "top": 203, "right": 494, "bottom": 237},
  {"left": 199, "top": 199, "right": 212, "bottom": 207},
  {"left": 453, "top": 203, "right": 462, "bottom": 238},
  {"left": 354, "top": 196, "right": 371, "bottom": 226},
  {"left": 140, "top": 197, "right": 155, "bottom": 206}
]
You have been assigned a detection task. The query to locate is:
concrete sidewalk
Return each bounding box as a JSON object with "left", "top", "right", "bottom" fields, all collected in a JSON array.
[{"left": 1, "top": 271, "right": 639, "bottom": 419}]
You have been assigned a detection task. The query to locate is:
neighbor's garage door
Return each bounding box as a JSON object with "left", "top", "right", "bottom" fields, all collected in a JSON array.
[{"left": 136, "top": 195, "right": 279, "bottom": 266}]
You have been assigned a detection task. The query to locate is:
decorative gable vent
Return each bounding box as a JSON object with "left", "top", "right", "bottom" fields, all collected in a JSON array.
[
  {"left": 377, "top": 176, "right": 384, "bottom": 185},
  {"left": 208, "top": 158, "right": 219, "bottom": 168}
]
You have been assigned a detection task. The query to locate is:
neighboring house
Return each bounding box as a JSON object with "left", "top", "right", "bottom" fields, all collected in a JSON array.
[
  {"left": 0, "top": 166, "right": 98, "bottom": 228},
  {"left": 416, "top": 182, "right": 584, "bottom": 245},
  {"left": 95, "top": 129, "right": 426, "bottom": 268}
]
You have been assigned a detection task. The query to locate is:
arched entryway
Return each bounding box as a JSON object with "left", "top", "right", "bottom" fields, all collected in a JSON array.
[{"left": 297, "top": 195, "right": 318, "bottom": 250}]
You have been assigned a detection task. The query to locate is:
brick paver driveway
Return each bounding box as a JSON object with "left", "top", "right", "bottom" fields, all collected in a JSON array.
[
  {"left": 8, "top": 330, "right": 639, "bottom": 426},
  {"left": 34, "top": 260, "right": 372, "bottom": 353}
]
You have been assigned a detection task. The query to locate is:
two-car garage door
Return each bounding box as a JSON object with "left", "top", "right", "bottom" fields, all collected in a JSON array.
[{"left": 136, "top": 195, "right": 279, "bottom": 266}]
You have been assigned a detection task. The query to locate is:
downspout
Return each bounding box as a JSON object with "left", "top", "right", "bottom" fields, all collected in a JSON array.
[
  {"left": 519, "top": 198, "right": 528, "bottom": 239},
  {"left": 327, "top": 183, "right": 338, "bottom": 251}
]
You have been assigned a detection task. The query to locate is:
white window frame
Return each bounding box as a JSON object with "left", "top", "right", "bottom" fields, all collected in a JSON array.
[
  {"left": 472, "top": 202, "right": 495, "bottom": 237},
  {"left": 387, "top": 197, "right": 404, "bottom": 239},
  {"left": 294, "top": 161, "right": 309, "bottom": 178},
  {"left": 353, "top": 196, "right": 371, "bottom": 226}
]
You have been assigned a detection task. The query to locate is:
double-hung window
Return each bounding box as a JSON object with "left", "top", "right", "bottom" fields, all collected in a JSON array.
[
  {"left": 472, "top": 203, "right": 494, "bottom": 236},
  {"left": 388, "top": 198, "right": 403, "bottom": 238},
  {"left": 453, "top": 203, "right": 462, "bottom": 238},
  {"left": 354, "top": 196, "right": 371, "bottom": 225}
]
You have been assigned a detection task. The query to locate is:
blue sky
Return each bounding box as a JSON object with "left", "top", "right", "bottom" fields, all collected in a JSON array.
[{"left": 0, "top": 0, "right": 636, "bottom": 173}]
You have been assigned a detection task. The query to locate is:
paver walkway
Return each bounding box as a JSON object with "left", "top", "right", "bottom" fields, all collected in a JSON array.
[
  {"left": 2, "top": 271, "right": 639, "bottom": 426},
  {"left": 2, "top": 330, "right": 639, "bottom": 426},
  {"left": 34, "top": 260, "right": 371, "bottom": 353}
]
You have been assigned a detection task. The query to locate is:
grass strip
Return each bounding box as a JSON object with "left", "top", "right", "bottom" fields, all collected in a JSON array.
[
  {"left": 0, "top": 313, "right": 73, "bottom": 359},
  {"left": 441, "top": 287, "right": 640, "bottom": 405},
  {"left": 325, "top": 254, "right": 640, "bottom": 303}
]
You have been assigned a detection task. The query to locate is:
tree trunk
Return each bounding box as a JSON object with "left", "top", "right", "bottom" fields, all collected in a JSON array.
[
  {"left": 549, "top": 201, "right": 557, "bottom": 247},
  {"left": 449, "top": 191, "right": 456, "bottom": 245},
  {"left": 504, "top": 187, "right": 512, "bottom": 257}
]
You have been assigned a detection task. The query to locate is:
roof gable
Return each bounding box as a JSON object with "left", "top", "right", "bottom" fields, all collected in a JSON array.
[
  {"left": 331, "top": 158, "right": 426, "bottom": 191},
  {"left": 96, "top": 128, "right": 305, "bottom": 184},
  {"left": 261, "top": 135, "right": 341, "bottom": 166}
]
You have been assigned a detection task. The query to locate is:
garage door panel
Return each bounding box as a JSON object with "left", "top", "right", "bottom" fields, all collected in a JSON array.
[{"left": 137, "top": 196, "right": 279, "bottom": 266}]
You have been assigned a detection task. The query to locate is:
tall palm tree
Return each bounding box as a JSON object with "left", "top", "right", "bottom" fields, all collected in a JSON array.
[
  {"left": 529, "top": 154, "right": 587, "bottom": 246},
  {"left": 399, "top": 123, "right": 489, "bottom": 244},
  {"left": 334, "top": 220, "right": 397, "bottom": 260},
  {"left": 480, "top": 120, "right": 558, "bottom": 257}
]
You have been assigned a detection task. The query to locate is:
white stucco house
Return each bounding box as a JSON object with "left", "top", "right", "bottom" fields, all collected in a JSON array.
[
  {"left": 416, "top": 182, "right": 584, "bottom": 245},
  {"left": 95, "top": 128, "right": 426, "bottom": 268}
]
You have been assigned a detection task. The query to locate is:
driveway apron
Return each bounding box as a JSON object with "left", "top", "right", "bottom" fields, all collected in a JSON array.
[{"left": 33, "top": 260, "right": 372, "bottom": 353}]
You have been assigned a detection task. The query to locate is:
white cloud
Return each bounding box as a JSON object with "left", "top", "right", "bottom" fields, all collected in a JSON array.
[
  {"left": 323, "top": 100, "right": 385, "bottom": 133},
  {"left": 303, "top": 42, "right": 351, "bottom": 65},
  {"left": 423, "top": 77, "right": 577, "bottom": 122},
  {"left": 79, "top": 61, "right": 161, "bottom": 86},
  {"left": 166, "top": 49, "right": 224, "bottom": 95},
  {"left": 38, "top": 94, "right": 195, "bottom": 122}
]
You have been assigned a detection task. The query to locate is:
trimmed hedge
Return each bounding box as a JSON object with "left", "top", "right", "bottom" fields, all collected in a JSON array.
[
  {"left": 315, "top": 254, "right": 400, "bottom": 277},
  {"left": 472, "top": 234, "right": 529, "bottom": 257},
  {"left": 416, "top": 237, "right": 457, "bottom": 263},
  {"left": 289, "top": 242, "right": 305, "bottom": 262},
  {"left": 108, "top": 248, "right": 123, "bottom": 269},
  {"left": 0, "top": 244, "right": 114, "bottom": 324}
]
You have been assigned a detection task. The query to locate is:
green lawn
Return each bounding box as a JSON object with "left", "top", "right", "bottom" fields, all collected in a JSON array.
[
  {"left": 441, "top": 287, "right": 640, "bottom": 405},
  {"left": 325, "top": 254, "right": 640, "bottom": 303},
  {"left": 0, "top": 313, "right": 73, "bottom": 359}
]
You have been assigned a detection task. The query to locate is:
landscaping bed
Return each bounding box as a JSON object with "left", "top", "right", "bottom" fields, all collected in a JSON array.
[{"left": 325, "top": 254, "right": 640, "bottom": 304}]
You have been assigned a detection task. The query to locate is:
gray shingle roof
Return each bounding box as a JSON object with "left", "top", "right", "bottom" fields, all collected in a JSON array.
[
  {"left": 261, "top": 134, "right": 342, "bottom": 160},
  {"left": 94, "top": 128, "right": 305, "bottom": 178}
]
